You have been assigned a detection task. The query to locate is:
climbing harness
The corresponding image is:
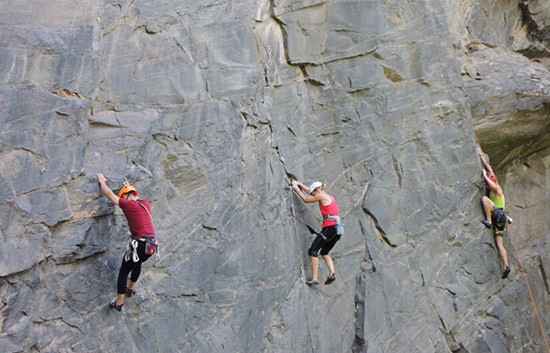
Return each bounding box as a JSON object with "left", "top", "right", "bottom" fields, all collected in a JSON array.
[
  {"left": 488, "top": 207, "right": 507, "bottom": 236},
  {"left": 323, "top": 215, "right": 344, "bottom": 236},
  {"left": 124, "top": 236, "right": 159, "bottom": 263},
  {"left": 475, "top": 135, "right": 550, "bottom": 352},
  {"left": 323, "top": 214, "right": 342, "bottom": 223}
]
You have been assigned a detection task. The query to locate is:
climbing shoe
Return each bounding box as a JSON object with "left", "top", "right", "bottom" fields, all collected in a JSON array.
[
  {"left": 502, "top": 266, "right": 511, "bottom": 279},
  {"left": 109, "top": 301, "right": 123, "bottom": 312},
  {"left": 325, "top": 273, "right": 336, "bottom": 285},
  {"left": 125, "top": 287, "right": 135, "bottom": 297},
  {"left": 481, "top": 219, "right": 492, "bottom": 228},
  {"left": 306, "top": 278, "right": 319, "bottom": 286}
]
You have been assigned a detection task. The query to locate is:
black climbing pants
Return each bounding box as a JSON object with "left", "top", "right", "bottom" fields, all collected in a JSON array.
[
  {"left": 117, "top": 240, "right": 151, "bottom": 294},
  {"left": 308, "top": 225, "right": 340, "bottom": 257}
]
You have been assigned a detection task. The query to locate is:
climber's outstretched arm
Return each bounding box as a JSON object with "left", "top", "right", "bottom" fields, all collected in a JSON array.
[
  {"left": 478, "top": 149, "right": 494, "bottom": 175},
  {"left": 97, "top": 174, "right": 120, "bottom": 206}
]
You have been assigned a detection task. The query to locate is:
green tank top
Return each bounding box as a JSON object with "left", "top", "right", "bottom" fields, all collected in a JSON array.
[{"left": 490, "top": 194, "right": 505, "bottom": 209}]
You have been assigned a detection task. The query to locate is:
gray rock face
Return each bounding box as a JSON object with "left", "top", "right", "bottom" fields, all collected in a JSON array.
[
  {"left": 457, "top": 0, "right": 550, "bottom": 258},
  {"left": 520, "top": 0, "right": 550, "bottom": 54},
  {"left": 462, "top": 44, "right": 550, "bottom": 169},
  {"left": 1, "top": 0, "right": 550, "bottom": 352},
  {"left": 457, "top": 1, "right": 550, "bottom": 352}
]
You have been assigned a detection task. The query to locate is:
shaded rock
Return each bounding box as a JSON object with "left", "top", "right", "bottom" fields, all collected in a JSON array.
[
  {"left": 462, "top": 45, "right": 550, "bottom": 170},
  {"left": 445, "top": 0, "right": 527, "bottom": 51},
  {"left": 14, "top": 188, "right": 72, "bottom": 227},
  {"left": 520, "top": 0, "right": 550, "bottom": 54}
]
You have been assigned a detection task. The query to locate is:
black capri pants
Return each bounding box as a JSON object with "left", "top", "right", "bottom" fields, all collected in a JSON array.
[
  {"left": 117, "top": 240, "right": 151, "bottom": 294},
  {"left": 308, "top": 225, "right": 340, "bottom": 257}
]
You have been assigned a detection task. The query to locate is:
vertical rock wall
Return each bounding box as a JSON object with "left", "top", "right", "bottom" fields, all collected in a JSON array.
[
  {"left": 454, "top": 0, "right": 550, "bottom": 352},
  {"left": 1, "top": 0, "right": 549, "bottom": 352}
]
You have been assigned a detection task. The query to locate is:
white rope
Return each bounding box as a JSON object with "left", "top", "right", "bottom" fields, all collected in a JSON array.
[{"left": 290, "top": 188, "right": 316, "bottom": 353}]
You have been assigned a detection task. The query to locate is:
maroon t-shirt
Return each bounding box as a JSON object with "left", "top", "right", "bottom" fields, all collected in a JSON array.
[{"left": 118, "top": 198, "right": 156, "bottom": 239}]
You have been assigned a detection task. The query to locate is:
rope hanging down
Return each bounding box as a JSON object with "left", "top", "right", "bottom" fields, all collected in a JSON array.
[
  {"left": 503, "top": 213, "right": 550, "bottom": 353},
  {"left": 476, "top": 135, "right": 550, "bottom": 353},
  {"left": 289, "top": 186, "right": 316, "bottom": 353},
  {"left": 143, "top": 275, "right": 162, "bottom": 353}
]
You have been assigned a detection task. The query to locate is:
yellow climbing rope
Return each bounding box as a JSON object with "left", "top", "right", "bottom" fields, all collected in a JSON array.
[
  {"left": 143, "top": 275, "right": 162, "bottom": 353},
  {"left": 290, "top": 187, "right": 316, "bottom": 353},
  {"left": 503, "top": 213, "right": 550, "bottom": 353}
]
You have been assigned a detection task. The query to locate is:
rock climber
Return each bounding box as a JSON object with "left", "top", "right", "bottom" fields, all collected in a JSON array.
[
  {"left": 97, "top": 174, "right": 158, "bottom": 311},
  {"left": 478, "top": 151, "right": 511, "bottom": 279},
  {"left": 292, "top": 180, "right": 341, "bottom": 286}
]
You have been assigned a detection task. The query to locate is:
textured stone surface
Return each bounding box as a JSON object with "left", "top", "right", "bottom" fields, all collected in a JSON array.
[
  {"left": 520, "top": 0, "right": 550, "bottom": 55},
  {"left": 462, "top": 45, "right": 550, "bottom": 170},
  {"left": 457, "top": 0, "right": 550, "bottom": 256},
  {"left": 1, "top": 0, "right": 550, "bottom": 353},
  {"left": 456, "top": 1, "right": 550, "bottom": 352}
]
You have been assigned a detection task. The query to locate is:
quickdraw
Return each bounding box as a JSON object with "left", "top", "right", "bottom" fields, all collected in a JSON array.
[
  {"left": 125, "top": 239, "right": 140, "bottom": 263},
  {"left": 124, "top": 237, "right": 159, "bottom": 263}
]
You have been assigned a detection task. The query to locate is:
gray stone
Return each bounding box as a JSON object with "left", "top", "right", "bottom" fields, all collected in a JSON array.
[
  {"left": 14, "top": 188, "right": 72, "bottom": 226},
  {"left": 520, "top": 1, "right": 550, "bottom": 49},
  {"left": 1, "top": 0, "right": 550, "bottom": 352},
  {"left": 462, "top": 45, "right": 550, "bottom": 170}
]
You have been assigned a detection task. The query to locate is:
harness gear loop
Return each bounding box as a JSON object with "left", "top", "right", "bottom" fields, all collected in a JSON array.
[
  {"left": 124, "top": 239, "right": 138, "bottom": 262},
  {"left": 133, "top": 244, "right": 139, "bottom": 262},
  {"left": 323, "top": 215, "right": 344, "bottom": 239},
  {"left": 124, "top": 240, "right": 140, "bottom": 262}
]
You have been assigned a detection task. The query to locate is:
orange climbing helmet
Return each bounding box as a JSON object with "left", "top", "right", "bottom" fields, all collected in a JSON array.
[
  {"left": 118, "top": 184, "right": 137, "bottom": 198},
  {"left": 488, "top": 174, "right": 497, "bottom": 183}
]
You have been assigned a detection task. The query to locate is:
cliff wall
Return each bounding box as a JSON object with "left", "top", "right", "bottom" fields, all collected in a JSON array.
[{"left": 1, "top": 1, "right": 550, "bottom": 352}]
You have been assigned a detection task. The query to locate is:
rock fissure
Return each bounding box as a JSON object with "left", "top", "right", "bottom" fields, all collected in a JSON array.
[{"left": 50, "top": 89, "right": 86, "bottom": 100}]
